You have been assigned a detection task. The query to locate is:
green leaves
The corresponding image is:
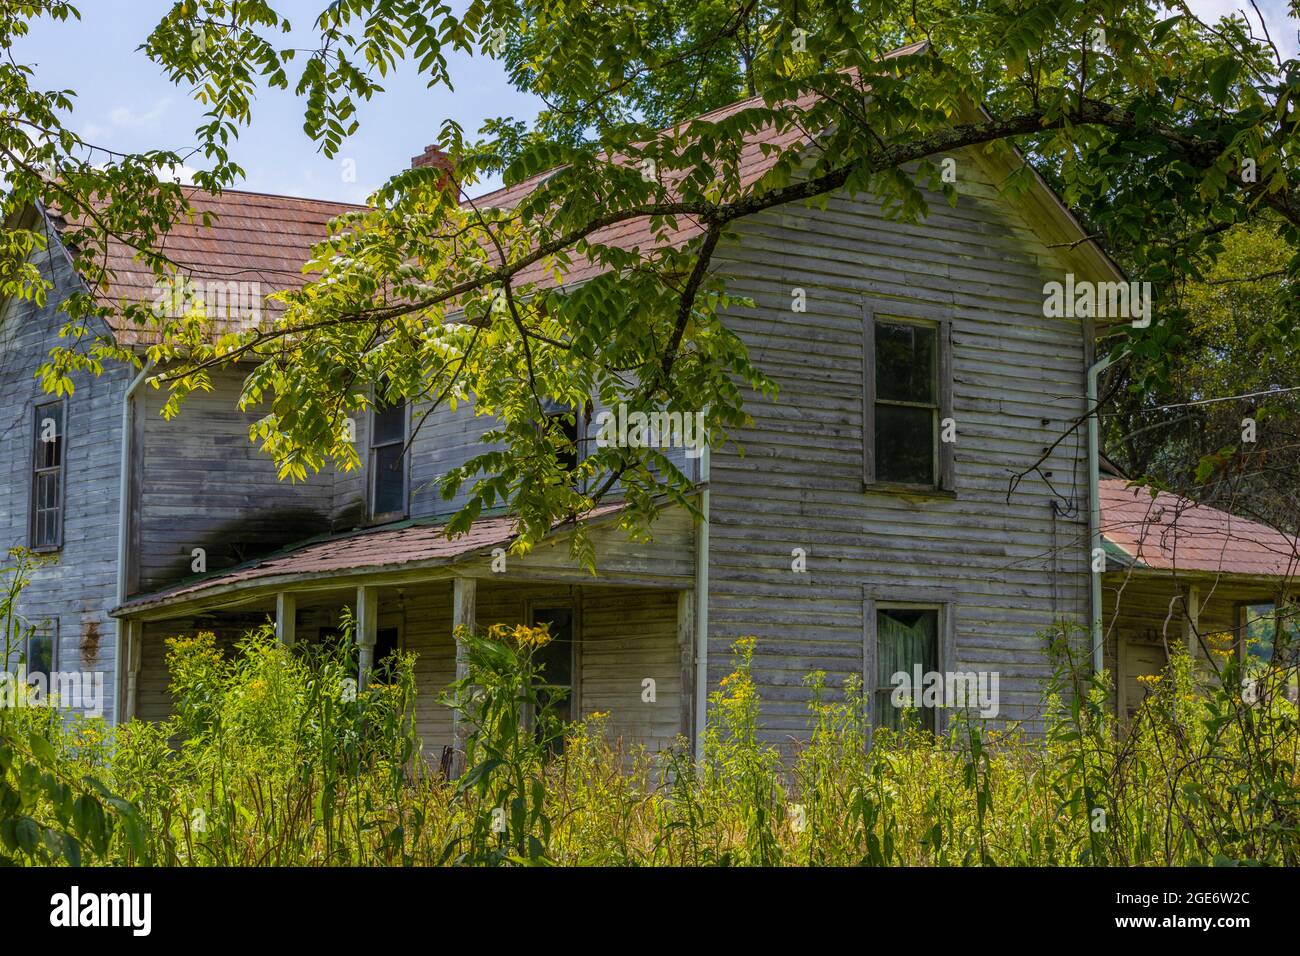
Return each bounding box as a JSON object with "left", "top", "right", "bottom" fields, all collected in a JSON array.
[
  {"left": 1208, "top": 56, "right": 1243, "bottom": 104},
  {"left": 0, "top": 728, "right": 147, "bottom": 865},
  {"left": 4, "top": 0, "right": 1299, "bottom": 569}
]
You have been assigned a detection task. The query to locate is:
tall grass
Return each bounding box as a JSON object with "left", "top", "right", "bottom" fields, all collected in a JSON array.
[{"left": 1, "top": 556, "right": 1297, "bottom": 865}]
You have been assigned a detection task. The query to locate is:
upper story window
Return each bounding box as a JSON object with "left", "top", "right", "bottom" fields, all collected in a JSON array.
[
  {"left": 548, "top": 408, "right": 581, "bottom": 474},
  {"left": 541, "top": 399, "right": 588, "bottom": 485},
  {"left": 368, "top": 387, "right": 407, "bottom": 521},
  {"left": 863, "top": 305, "right": 953, "bottom": 491},
  {"left": 30, "top": 400, "right": 65, "bottom": 550}
]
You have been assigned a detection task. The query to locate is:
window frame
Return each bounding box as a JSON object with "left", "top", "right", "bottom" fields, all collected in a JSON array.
[
  {"left": 862, "top": 302, "right": 954, "bottom": 494},
  {"left": 23, "top": 621, "right": 57, "bottom": 693},
  {"left": 863, "top": 588, "right": 956, "bottom": 738},
  {"left": 541, "top": 398, "right": 591, "bottom": 492},
  {"left": 29, "top": 399, "right": 67, "bottom": 552},
  {"left": 366, "top": 387, "right": 410, "bottom": 524}
]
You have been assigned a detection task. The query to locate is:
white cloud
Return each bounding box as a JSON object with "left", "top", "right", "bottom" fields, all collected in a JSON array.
[
  {"left": 159, "top": 163, "right": 198, "bottom": 185},
  {"left": 105, "top": 96, "right": 173, "bottom": 129},
  {"left": 1183, "top": 0, "right": 1298, "bottom": 57}
]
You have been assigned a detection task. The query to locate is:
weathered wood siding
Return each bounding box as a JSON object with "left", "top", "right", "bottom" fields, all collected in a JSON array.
[
  {"left": 1102, "top": 572, "right": 1257, "bottom": 720},
  {"left": 579, "top": 587, "right": 685, "bottom": 753},
  {"left": 407, "top": 397, "right": 500, "bottom": 519},
  {"left": 0, "top": 237, "right": 129, "bottom": 721},
  {"left": 401, "top": 581, "right": 685, "bottom": 754},
  {"left": 137, "top": 615, "right": 257, "bottom": 722},
  {"left": 134, "top": 366, "right": 336, "bottom": 592},
  {"left": 502, "top": 502, "right": 695, "bottom": 584},
  {"left": 705, "top": 154, "right": 1092, "bottom": 744},
  {"left": 395, "top": 385, "right": 697, "bottom": 523},
  {"left": 134, "top": 581, "right": 686, "bottom": 755}
]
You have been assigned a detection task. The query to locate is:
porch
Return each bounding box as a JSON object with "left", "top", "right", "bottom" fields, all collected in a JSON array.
[
  {"left": 1104, "top": 569, "right": 1295, "bottom": 722},
  {"left": 110, "top": 504, "right": 699, "bottom": 759},
  {"left": 1099, "top": 477, "right": 1299, "bottom": 721}
]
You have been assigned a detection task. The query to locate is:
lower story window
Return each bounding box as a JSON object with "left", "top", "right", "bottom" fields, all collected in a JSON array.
[
  {"left": 874, "top": 607, "right": 939, "bottom": 732},
  {"left": 1237, "top": 601, "right": 1299, "bottom": 706},
  {"left": 23, "top": 624, "right": 56, "bottom": 694}
]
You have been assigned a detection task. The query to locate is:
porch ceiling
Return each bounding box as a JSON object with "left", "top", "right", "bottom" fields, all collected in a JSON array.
[
  {"left": 1101, "top": 566, "right": 1291, "bottom": 604},
  {"left": 112, "top": 502, "right": 692, "bottom": 621}
]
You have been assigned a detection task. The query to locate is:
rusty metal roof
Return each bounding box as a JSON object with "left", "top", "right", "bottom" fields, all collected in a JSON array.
[
  {"left": 65, "top": 43, "right": 933, "bottom": 342},
  {"left": 113, "top": 502, "right": 627, "bottom": 615},
  {"left": 57, "top": 188, "right": 364, "bottom": 346},
  {"left": 1101, "top": 478, "right": 1300, "bottom": 578}
]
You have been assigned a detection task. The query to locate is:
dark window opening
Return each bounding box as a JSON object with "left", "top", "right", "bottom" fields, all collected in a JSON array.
[
  {"left": 373, "top": 626, "right": 400, "bottom": 667},
  {"left": 25, "top": 625, "right": 55, "bottom": 690},
  {"left": 530, "top": 606, "right": 575, "bottom": 752},
  {"left": 369, "top": 385, "right": 407, "bottom": 520},
  {"left": 553, "top": 414, "right": 579, "bottom": 473},
  {"left": 30, "top": 401, "right": 65, "bottom": 549},
  {"left": 543, "top": 402, "right": 585, "bottom": 475},
  {"left": 875, "top": 607, "right": 939, "bottom": 733},
  {"left": 874, "top": 321, "right": 938, "bottom": 486}
]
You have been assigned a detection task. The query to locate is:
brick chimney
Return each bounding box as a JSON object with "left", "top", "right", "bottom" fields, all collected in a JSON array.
[
  {"left": 410, "top": 144, "right": 456, "bottom": 193},
  {"left": 411, "top": 145, "right": 454, "bottom": 172}
]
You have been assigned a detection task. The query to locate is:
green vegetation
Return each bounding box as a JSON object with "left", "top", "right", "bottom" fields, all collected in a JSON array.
[{"left": 2, "top": 562, "right": 1296, "bottom": 866}]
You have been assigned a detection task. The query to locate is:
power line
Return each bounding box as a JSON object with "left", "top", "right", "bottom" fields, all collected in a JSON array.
[{"left": 1107, "top": 385, "right": 1300, "bottom": 415}]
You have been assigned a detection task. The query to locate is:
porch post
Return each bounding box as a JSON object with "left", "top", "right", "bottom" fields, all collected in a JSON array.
[
  {"left": 1274, "top": 586, "right": 1292, "bottom": 659},
  {"left": 677, "top": 589, "right": 695, "bottom": 749},
  {"left": 122, "top": 619, "right": 142, "bottom": 722},
  {"left": 1183, "top": 584, "right": 1201, "bottom": 658},
  {"left": 451, "top": 576, "right": 477, "bottom": 769},
  {"left": 356, "top": 585, "right": 378, "bottom": 689},
  {"left": 275, "top": 592, "right": 297, "bottom": 647}
]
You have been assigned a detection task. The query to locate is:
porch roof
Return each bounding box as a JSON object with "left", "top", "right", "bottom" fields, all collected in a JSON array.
[
  {"left": 1101, "top": 478, "right": 1300, "bottom": 581},
  {"left": 111, "top": 502, "right": 636, "bottom": 618}
]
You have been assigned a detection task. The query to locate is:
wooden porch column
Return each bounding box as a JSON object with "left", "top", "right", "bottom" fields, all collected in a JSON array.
[
  {"left": 1273, "top": 587, "right": 1292, "bottom": 658},
  {"left": 451, "top": 576, "right": 477, "bottom": 768},
  {"left": 356, "top": 585, "right": 378, "bottom": 689},
  {"left": 121, "top": 619, "right": 142, "bottom": 723},
  {"left": 1183, "top": 585, "right": 1201, "bottom": 658},
  {"left": 275, "top": 593, "right": 297, "bottom": 647},
  {"left": 677, "top": 589, "right": 695, "bottom": 750}
]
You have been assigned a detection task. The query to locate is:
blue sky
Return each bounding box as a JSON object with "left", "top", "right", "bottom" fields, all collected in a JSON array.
[
  {"left": 12, "top": 1, "right": 1298, "bottom": 204},
  {"left": 13, "top": 0, "right": 541, "bottom": 202}
]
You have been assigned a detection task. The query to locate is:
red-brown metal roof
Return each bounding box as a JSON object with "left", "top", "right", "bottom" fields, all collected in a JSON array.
[
  {"left": 59, "top": 188, "right": 364, "bottom": 346},
  {"left": 64, "top": 42, "right": 933, "bottom": 341},
  {"left": 1101, "top": 478, "right": 1300, "bottom": 578},
  {"left": 113, "top": 502, "right": 626, "bottom": 615}
]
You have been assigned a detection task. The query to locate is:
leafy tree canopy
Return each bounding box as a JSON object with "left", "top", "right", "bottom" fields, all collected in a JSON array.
[{"left": 3, "top": 0, "right": 1299, "bottom": 557}]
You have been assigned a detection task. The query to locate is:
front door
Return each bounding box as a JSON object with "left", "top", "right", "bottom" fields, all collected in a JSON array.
[{"left": 1119, "top": 631, "right": 1169, "bottom": 724}]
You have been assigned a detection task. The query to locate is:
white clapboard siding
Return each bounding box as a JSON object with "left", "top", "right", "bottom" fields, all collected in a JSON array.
[
  {"left": 136, "top": 366, "right": 336, "bottom": 592},
  {"left": 0, "top": 245, "right": 129, "bottom": 721},
  {"left": 704, "top": 153, "right": 1092, "bottom": 743}
]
